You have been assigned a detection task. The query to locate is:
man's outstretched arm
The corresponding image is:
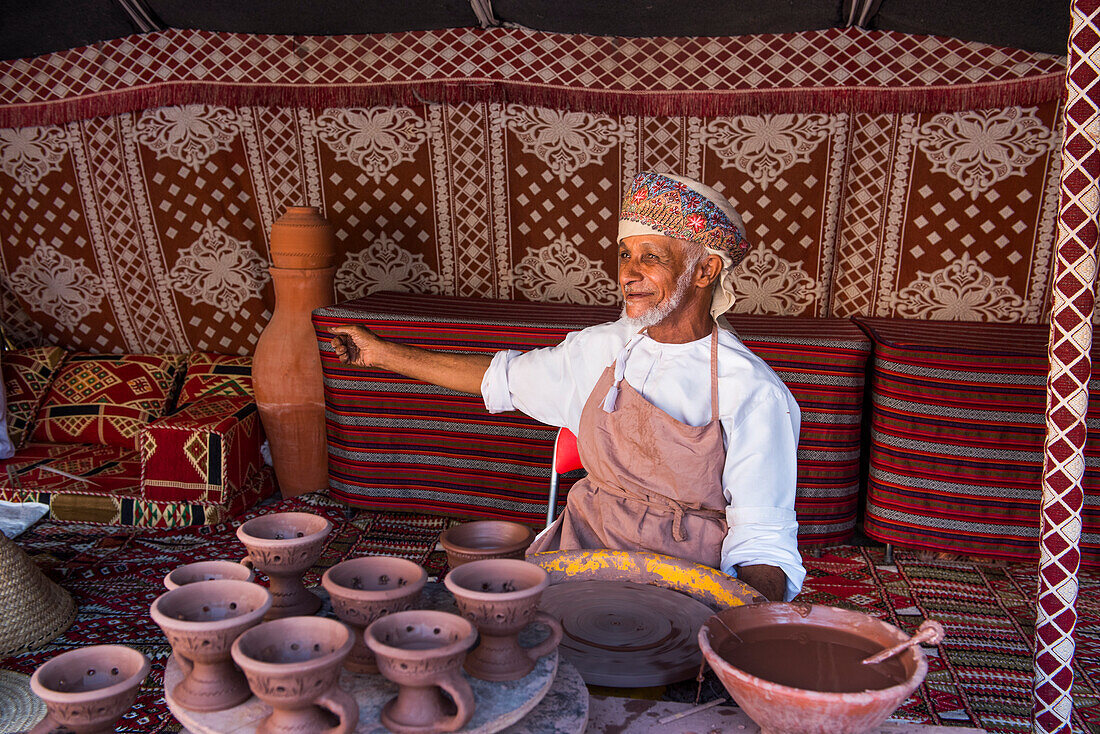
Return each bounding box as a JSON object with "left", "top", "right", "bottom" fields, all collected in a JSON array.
[{"left": 330, "top": 325, "right": 493, "bottom": 396}]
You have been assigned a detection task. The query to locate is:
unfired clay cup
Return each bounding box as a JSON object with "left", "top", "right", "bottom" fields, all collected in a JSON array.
[
  {"left": 150, "top": 579, "right": 272, "bottom": 712},
  {"left": 439, "top": 520, "right": 536, "bottom": 568},
  {"left": 231, "top": 616, "right": 358, "bottom": 734},
  {"left": 28, "top": 645, "right": 150, "bottom": 734},
  {"left": 366, "top": 610, "right": 477, "bottom": 734},
  {"left": 321, "top": 556, "right": 427, "bottom": 673},
  {"left": 443, "top": 558, "right": 563, "bottom": 681},
  {"left": 164, "top": 559, "right": 256, "bottom": 590},
  {"left": 236, "top": 511, "right": 331, "bottom": 619}
]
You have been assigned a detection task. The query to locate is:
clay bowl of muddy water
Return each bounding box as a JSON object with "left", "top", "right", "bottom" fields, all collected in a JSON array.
[
  {"left": 439, "top": 521, "right": 536, "bottom": 568},
  {"left": 699, "top": 602, "right": 931, "bottom": 734}
]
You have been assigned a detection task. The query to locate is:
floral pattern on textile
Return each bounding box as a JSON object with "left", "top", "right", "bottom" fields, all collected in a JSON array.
[
  {"left": 729, "top": 241, "right": 819, "bottom": 315},
  {"left": 894, "top": 253, "right": 1027, "bottom": 321},
  {"left": 915, "top": 107, "right": 1053, "bottom": 197},
  {"left": 335, "top": 233, "right": 443, "bottom": 299},
  {"left": 0, "top": 125, "right": 68, "bottom": 189},
  {"left": 169, "top": 222, "right": 269, "bottom": 310},
  {"left": 513, "top": 234, "right": 618, "bottom": 305},
  {"left": 504, "top": 105, "right": 626, "bottom": 182},
  {"left": 309, "top": 107, "right": 428, "bottom": 182},
  {"left": 134, "top": 105, "right": 242, "bottom": 170},
  {"left": 9, "top": 243, "right": 104, "bottom": 323},
  {"left": 701, "top": 114, "right": 836, "bottom": 189}
]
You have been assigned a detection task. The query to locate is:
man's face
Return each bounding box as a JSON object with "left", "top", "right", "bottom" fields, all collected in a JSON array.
[{"left": 618, "top": 234, "right": 696, "bottom": 325}]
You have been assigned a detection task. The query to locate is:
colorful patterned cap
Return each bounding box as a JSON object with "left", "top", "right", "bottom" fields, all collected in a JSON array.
[{"left": 618, "top": 172, "right": 751, "bottom": 319}]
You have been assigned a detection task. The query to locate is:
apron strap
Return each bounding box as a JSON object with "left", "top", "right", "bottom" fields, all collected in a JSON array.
[
  {"left": 709, "top": 324, "right": 719, "bottom": 424},
  {"left": 589, "top": 479, "right": 726, "bottom": 542}
]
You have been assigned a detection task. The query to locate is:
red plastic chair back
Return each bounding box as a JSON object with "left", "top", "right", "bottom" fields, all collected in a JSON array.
[{"left": 554, "top": 427, "right": 583, "bottom": 474}]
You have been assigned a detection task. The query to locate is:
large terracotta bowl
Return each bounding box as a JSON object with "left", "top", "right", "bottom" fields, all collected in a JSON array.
[
  {"left": 439, "top": 521, "right": 536, "bottom": 568},
  {"left": 698, "top": 602, "right": 930, "bottom": 734},
  {"left": 29, "top": 645, "right": 150, "bottom": 734}
]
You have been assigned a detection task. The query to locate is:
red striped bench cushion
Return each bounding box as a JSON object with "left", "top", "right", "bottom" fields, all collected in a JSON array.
[
  {"left": 314, "top": 292, "right": 870, "bottom": 545},
  {"left": 856, "top": 317, "right": 1099, "bottom": 564}
]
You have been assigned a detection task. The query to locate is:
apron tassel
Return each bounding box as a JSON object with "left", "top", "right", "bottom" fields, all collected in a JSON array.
[{"left": 602, "top": 384, "right": 620, "bottom": 413}]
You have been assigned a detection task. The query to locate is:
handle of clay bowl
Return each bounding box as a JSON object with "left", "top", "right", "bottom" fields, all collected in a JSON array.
[
  {"left": 434, "top": 671, "right": 475, "bottom": 732},
  {"left": 315, "top": 686, "right": 358, "bottom": 734},
  {"left": 524, "top": 611, "right": 564, "bottom": 662},
  {"left": 240, "top": 555, "right": 254, "bottom": 570},
  {"left": 27, "top": 714, "right": 64, "bottom": 734}
]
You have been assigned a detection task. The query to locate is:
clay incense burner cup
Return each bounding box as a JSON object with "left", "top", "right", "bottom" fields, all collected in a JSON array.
[
  {"left": 443, "top": 558, "right": 563, "bottom": 681},
  {"left": 164, "top": 559, "right": 256, "bottom": 590},
  {"left": 321, "top": 556, "right": 428, "bottom": 674},
  {"left": 365, "top": 610, "right": 477, "bottom": 734},
  {"left": 698, "top": 602, "right": 932, "bottom": 734},
  {"left": 439, "top": 520, "right": 536, "bottom": 568},
  {"left": 150, "top": 579, "right": 272, "bottom": 712},
  {"left": 237, "top": 511, "right": 332, "bottom": 619},
  {"left": 231, "top": 616, "right": 358, "bottom": 734},
  {"left": 28, "top": 645, "right": 150, "bottom": 734}
]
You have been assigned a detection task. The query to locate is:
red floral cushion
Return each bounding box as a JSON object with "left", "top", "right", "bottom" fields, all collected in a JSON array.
[
  {"left": 3, "top": 346, "right": 67, "bottom": 448},
  {"left": 177, "top": 353, "right": 253, "bottom": 405},
  {"left": 32, "top": 353, "right": 186, "bottom": 450}
]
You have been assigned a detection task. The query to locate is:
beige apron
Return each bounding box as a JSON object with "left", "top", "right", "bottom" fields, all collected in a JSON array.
[{"left": 528, "top": 326, "right": 729, "bottom": 568}]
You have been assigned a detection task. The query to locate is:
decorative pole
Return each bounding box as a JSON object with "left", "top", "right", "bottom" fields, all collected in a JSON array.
[
  {"left": 253, "top": 206, "right": 336, "bottom": 499},
  {"left": 1033, "top": 2, "right": 1099, "bottom": 731}
]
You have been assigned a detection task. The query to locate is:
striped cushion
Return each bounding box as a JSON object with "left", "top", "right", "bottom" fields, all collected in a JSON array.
[
  {"left": 314, "top": 292, "right": 870, "bottom": 545},
  {"left": 856, "top": 317, "right": 1098, "bottom": 564}
]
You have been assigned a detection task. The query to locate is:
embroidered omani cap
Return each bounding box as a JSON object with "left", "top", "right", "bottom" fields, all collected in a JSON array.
[{"left": 618, "top": 171, "right": 749, "bottom": 319}]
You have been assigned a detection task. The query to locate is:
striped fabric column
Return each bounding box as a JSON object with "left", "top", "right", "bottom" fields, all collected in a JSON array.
[{"left": 1033, "top": 1, "right": 1100, "bottom": 731}]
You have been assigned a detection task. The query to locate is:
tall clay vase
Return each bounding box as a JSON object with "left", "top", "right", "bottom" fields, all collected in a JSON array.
[
  {"left": 254, "top": 205, "right": 336, "bottom": 499},
  {"left": 29, "top": 645, "right": 150, "bottom": 734}
]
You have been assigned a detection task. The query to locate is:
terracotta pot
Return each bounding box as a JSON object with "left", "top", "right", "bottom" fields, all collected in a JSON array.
[
  {"left": 444, "top": 558, "right": 563, "bottom": 681},
  {"left": 28, "top": 645, "right": 150, "bottom": 734},
  {"left": 365, "top": 610, "right": 477, "bottom": 734},
  {"left": 321, "top": 556, "right": 428, "bottom": 674},
  {"left": 237, "top": 511, "right": 331, "bottom": 619},
  {"left": 439, "top": 521, "right": 536, "bottom": 568},
  {"left": 231, "top": 616, "right": 358, "bottom": 734},
  {"left": 150, "top": 579, "right": 272, "bottom": 712},
  {"left": 164, "top": 559, "right": 256, "bottom": 590},
  {"left": 253, "top": 205, "right": 335, "bottom": 499},
  {"left": 698, "top": 602, "right": 930, "bottom": 734}
]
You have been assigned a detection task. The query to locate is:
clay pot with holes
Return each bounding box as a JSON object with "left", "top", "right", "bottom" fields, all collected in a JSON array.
[
  {"left": 439, "top": 520, "right": 536, "bottom": 569},
  {"left": 365, "top": 610, "right": 477, "bottom": 734},
  {"left": 231, "top": 616, "right": 358, "bottom": 734},
  {"left": 164, "top": 559, "right": 256, "bottom": 590},
  {"left": 28, "top": 645, "right": 150, "bottom": 734},
  {"left": 237, "top": 511, "right": 331, "bottom": 619},
  {"left": 444, "top": 558, "right": 563, "bottom": 681},
  {"left": 321, "top": 556, "right": 427, "bottom": 673},
  {"left": 150, "top": 579, "right": 272, "bottom": 712}
]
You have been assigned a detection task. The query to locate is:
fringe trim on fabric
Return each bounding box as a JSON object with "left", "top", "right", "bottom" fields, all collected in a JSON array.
[{"left": 0, "top": 72, "right": 1067, "bottom": 129}]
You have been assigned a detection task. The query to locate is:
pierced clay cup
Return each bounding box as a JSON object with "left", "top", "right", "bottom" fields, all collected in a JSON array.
[
  {"left": 321, "top": 556, "right": 427, "bottom": 674},
  {"left": 150, "top": 579, "right": 272, "bottom": 712},
  {"left": 236, "top": 511, "right": 331, "bottom": 619},
  {"left": 439, "top": 520, "right": 536, "bottom": 568},
  {"left": 164, "top": 559, "right": 256, "bottom": 590},
  {"left": 29, "top": 645, "right": 150, "bottom": 734},
  {"left": 366, "top": 610, "right": 477, "bottom": 734},
  {"left": 443, "top": 558, "right": 563, "bottom": 681},
  {"left": 231, "top": 616, "right": 358, "bottom": 734}
]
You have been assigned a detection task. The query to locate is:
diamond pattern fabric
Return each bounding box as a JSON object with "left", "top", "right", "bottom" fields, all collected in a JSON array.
[
  {"left": 176, "top": 353, "right": 254, "bottom": 405},
  {"left": 1, "top": 346, "right": 66, "bottom": 448}
]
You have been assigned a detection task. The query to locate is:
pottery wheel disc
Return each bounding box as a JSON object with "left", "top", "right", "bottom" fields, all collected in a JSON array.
[{"left": 539, "top": 580, "right": 714, "bottom": 687}]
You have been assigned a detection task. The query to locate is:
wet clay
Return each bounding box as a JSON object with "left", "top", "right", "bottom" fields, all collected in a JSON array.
[{"left": 714, "top": 625, "right": 907, "bottom": 693}]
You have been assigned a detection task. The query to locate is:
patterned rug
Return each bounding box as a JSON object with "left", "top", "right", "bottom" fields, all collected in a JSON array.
[{"left": 1, "top": 493, "right": 1097, "bottom": 733}]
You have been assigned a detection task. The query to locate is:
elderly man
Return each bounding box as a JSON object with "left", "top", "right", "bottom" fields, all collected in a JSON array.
[{"left": 330, "top": 172, "right": 804, "bottom": 602}]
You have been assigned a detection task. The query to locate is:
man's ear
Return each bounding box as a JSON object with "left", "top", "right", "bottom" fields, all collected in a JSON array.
[{"left": 698, "top": 253, "right": 723, "bottom": 287}]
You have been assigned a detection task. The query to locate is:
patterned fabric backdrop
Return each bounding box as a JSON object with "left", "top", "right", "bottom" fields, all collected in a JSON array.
[{"left": 0, "top": 29, "right": 1068, "bottom": 354}]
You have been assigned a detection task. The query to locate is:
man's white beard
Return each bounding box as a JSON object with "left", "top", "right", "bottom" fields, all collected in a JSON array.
[{"left": 621, "top": 260, "right": 697, "bottom": 329}]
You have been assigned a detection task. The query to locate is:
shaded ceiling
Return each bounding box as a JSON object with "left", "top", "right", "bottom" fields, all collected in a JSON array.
[{"left": 0, "top": 0, "right": 1070, "bottom": 64}]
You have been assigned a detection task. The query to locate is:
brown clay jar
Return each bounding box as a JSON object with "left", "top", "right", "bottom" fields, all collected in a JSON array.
[
  {"left": 231, "top": 616, "right": 358, "bottom": 734},
  {"left": 237, "top": 511, "right": 331, "bottom": 619},
  {"left": 443, "top": 558, "right": 563, "bottom": 681},
  {"left": 365, "top": 610, "right": 477, "bottom": 734},
  {"left": 164, "top": 559, "right": 256, "bottom": 590},
  {"left": 28, "top": 645, "right": 150, "bottom": 734},
  {"left": 150, "top": 579, "right": 272, "bottom": 712},
  {"left": 439, "top": 520, "right": 536, "bottom": 568},
  {"left": 321, "top": 556, "right": 427, "bottom": 674}
]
